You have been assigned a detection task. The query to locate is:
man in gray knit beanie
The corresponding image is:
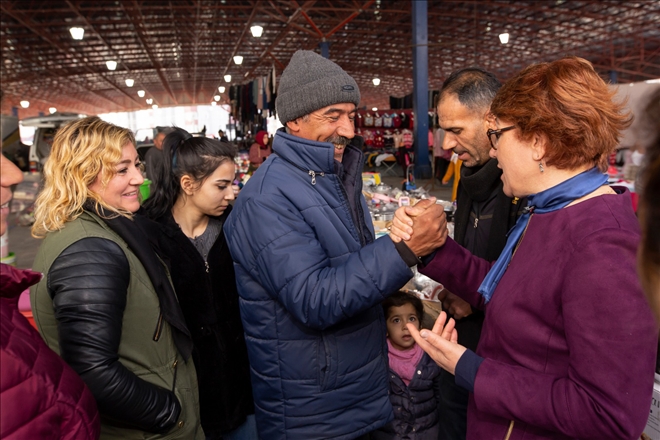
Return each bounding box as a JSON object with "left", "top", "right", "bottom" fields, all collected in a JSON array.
[
  {"left": 275, "top": 49, "right": 360, "bottom": 162},
  {"left": 226, "top": 49, "right": 445, "bottom": 440}
]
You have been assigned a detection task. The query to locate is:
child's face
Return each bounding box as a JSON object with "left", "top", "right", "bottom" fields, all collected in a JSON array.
[{"left": 386, "top": 303, "right": 420, "bottom": 351}]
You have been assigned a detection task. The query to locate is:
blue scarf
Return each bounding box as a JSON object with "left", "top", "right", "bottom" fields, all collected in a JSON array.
[{"left": 478, "top": 167, "right": 608, "bottom": 303}]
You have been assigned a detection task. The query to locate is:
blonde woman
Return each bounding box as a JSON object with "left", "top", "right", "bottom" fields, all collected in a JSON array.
[{"left": 30, "top": 116, "right": 203, "bottom": 440}]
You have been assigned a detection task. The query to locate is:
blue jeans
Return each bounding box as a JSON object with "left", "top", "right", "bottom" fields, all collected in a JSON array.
[{"left": 221, "top": 415, "right": 258, "bottom": 440}]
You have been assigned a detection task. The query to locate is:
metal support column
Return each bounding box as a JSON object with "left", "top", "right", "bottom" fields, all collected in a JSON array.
[
  {"left": 609, "top": 70, "right": 618, "bottom": 84},
  {"left": 319, "top": 41, "right": 330, "bottom": 59},
  {"left": 412, "top": 0, "right": 431, "bottom": 179}
]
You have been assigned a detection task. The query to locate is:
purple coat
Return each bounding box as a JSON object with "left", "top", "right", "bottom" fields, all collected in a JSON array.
[
  {"left": 420, "top": 190, "right": 657, "bottom": 439},
  {"left": 0, "top": 264, "right": 100, "bottom": 439}
]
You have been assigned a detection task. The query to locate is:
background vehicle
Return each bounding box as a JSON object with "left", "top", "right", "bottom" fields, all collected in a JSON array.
[{"left": 22, "top": 113, "right": 86, "bottom": 172}]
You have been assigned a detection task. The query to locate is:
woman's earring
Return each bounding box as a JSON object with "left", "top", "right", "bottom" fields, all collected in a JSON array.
[{"left": 539, "top": 162, "right": 544, "bottom": 173}]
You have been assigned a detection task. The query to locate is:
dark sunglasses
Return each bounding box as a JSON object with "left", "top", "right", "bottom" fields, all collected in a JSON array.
[{"left": 487, "top": 125, "right": 516, "bottom": 150}]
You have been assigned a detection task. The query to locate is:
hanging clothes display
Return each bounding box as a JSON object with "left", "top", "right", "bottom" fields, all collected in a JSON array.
[{"left": 228, "top": 65, "right": 278, "bottom": 142}]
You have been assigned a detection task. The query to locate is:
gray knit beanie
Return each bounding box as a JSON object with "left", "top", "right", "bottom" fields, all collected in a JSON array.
[{"left": 276, "top": 50, "right": 361, "bottom": 124}]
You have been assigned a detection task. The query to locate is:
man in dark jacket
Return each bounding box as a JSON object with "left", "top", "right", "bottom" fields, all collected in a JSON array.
[
  {"left": 224, "top": 50, "right": 446, "bottom": 440},
  {"left": 431, "top": 68, "right": 525, "bottom": 439}
]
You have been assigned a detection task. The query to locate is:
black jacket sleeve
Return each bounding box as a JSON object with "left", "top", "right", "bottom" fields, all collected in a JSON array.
[{"left": 48, "top": 237, "right": 180, "bottom": 433}]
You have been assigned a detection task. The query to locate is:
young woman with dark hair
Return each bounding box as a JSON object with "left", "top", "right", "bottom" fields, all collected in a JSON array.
[{"left": 142, "top": 128, "right": 256, "bottom": 440}]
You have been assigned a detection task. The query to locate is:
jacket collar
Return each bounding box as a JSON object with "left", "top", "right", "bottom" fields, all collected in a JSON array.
[{"left": 272, "top": 129, "right": 364, "bottom": 177}]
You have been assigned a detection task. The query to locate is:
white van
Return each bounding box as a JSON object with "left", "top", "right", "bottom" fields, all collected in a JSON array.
[{"left": 21, "top": 113, "right": 86, "bottom": 171}]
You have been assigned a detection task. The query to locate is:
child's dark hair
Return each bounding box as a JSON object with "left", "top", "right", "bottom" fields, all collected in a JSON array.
[
  {"left": 382, "top": 291, "right": 424, "bottom": 321},
  {"left": 143, "top": 127, "right": 236, "bottom": 219}
]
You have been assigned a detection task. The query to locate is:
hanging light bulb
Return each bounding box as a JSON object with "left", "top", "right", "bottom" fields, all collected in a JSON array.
[
  {"left": 137, "top": 90, "right": 145, "bottom": 97},
  {"left": 250, "top": 25, "right": 263, "bottom": 37},
  {"left": 233, "top": 55, "right": 243, "bottom": 65},
  {"left": 49, "top": 107, "right": 57, "bottom": 114},
  {"left": 214, "top": 95, "right": 221, "bottom": 101},
  {"left": 69, "top": 27, "right": 84, "bottom": 40},
  {"left": 224, "top": 75, "right": 232, "bottom": 83},
  {"left": 146, "top": 98, "right": 153, "bottom": 104},
  {"left": 499, "top": 33, "right": 509, "bottom": 44},
  {"left": 372, "top": 78, "right": 381, "bottom": 86},
  {"left": 106, "top": 60, "right": 117, "bottom": 71},
  {"left": 125, "top": 78, "right": 134, "bottom": 87},
  {"left": 20, "top": 101, "right": 29, "bottom": 108},
  {"left": 372, "top": 107, "right": 378, "bottom": 111},
  {"left": 218, "top": 86, "right": 226, "bottom": 93}
]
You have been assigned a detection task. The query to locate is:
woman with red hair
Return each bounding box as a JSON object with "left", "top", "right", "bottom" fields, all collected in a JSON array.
[{"left": 392, "top": 57, "right": 657, "bottom": 439}]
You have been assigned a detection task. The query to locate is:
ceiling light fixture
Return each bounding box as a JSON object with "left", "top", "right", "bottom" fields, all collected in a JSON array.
[
  {"left": 218, "top": 86, "right": 226, "bottom": 93},
  {"left": 224, "top": 75, "right": 232, "bottom": 83},
  {"left": 372, "top": 107, "right": 378, "bottom": 111},
  {"left": 146, "top": 98, "right": 153, "bottom": 104},
  {"left": 137, "top": 90, "right": 145, "bottom": 97},
  {"left": 372, "top": 78, "right": 381, "bottom": 86},
  {"left": 106, "top": 60, "right": 117, "bottom": 70},
  {"left": 233, "top": 56, "right": 243, "bottom": 65},
  {"left": 152, "top": 104, "right": 158, "bottom": 109},
  {"left": 20, "top": 101, "right": 29, "bottom": 108},
  {"left": 250, "top": 25, "right": 263, "bottom": 37},
  {"left": 214, "top": 95, "right": 221, "bottom": 101},
  {"left": 499, "top": 33, "right": 509, "bottom": 44},
  {"left": 125, "top": 78, "right": 134, "bottom": 87},
  {"left": 49, "top": 107, "right": 57, "bottom": 114},
  {"left": 69, "top": 27, "right": 84, "bottom": 40}
]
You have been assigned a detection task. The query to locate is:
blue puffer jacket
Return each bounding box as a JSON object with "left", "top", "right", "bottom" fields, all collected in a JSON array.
[{"left": 225, "top": 130, "right": 413, "bottom": 440}]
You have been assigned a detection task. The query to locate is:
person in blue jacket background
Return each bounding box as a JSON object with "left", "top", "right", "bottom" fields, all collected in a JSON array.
[{"left": 224, "top": 50, "right": 446, "bottom": 440}]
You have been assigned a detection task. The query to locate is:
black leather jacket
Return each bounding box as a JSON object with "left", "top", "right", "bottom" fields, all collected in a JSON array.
[{"left": 48, "top": 237, "right": 180, "bottom": 433}]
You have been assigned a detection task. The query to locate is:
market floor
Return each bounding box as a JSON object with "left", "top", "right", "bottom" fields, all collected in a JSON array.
[{"left": 5, "top": 168, "right": 453, "bottom": 271}]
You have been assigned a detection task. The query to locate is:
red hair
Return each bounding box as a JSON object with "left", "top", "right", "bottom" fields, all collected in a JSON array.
[{"left": 490, "top": 57, "right": 632, "bottom": 171}]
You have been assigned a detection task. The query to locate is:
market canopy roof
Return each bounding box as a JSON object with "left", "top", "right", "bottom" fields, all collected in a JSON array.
[{"left": 2, "top": 0, "right": 659, "bottom": 117}]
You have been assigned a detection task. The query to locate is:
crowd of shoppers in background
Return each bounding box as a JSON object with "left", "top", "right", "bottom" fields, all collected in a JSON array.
[{"left": 0, "top": 51, "right": 658, "bottom": 440}]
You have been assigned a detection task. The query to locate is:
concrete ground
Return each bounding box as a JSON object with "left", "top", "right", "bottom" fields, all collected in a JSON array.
[{"left": 5, "top": 163, "right": 454, "bottom": 271}]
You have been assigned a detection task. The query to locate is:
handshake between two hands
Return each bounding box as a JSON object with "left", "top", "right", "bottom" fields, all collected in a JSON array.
[
  {"left": 389, "top": 197, "right": 449, "bottom": 258},
  {"left": 391, "top": 198, "right": 467, "bottom": 374}
]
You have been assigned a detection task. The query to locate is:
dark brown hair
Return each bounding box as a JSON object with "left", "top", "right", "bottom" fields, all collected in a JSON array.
[
  {"left": 382, "top": 291, "right": 424, "bottom": 322},
  {"left": 490, "top": 57, "right": 632, "bottom": 172}
]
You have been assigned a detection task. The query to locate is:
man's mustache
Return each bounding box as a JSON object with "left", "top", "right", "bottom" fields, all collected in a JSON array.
[{"left": 326, "top": 135, "right": 351, "bottom": 147}]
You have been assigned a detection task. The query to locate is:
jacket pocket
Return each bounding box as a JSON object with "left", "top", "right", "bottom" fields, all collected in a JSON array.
[
  {"left": 171, "top": 358, "right": 179, "bottom": 392},
  {"left": 153, "top": 312, "right": 164, "bottom": 341}
]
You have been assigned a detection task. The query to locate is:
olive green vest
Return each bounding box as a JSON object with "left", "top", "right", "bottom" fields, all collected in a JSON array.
[{"left": 31, "top": 212, "right": 204, "bottom": 440}]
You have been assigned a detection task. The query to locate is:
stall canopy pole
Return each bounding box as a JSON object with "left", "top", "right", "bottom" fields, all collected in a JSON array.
[
  {"left": 319, "top": 41, "right": 330, "bottom": 59},
  {"left": 412, "top": 0, "right": 432, "bottom": 179}
]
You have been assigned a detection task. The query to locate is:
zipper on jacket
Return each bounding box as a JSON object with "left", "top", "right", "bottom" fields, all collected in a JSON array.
[
  {"left": 504, "top": 420, "right": 514, "bottom": 440},
  {"left": 308, "top": 170, "right": 325, "bottom": 185},
  {"left": 171, "top": 358, "right": 179, "bottom": 392},
  {"left": 153, "top": 313, "right": 164, "bottom": 341},
  {"left": 274, "top": 152, "right": 325, "bottom": 185}
]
